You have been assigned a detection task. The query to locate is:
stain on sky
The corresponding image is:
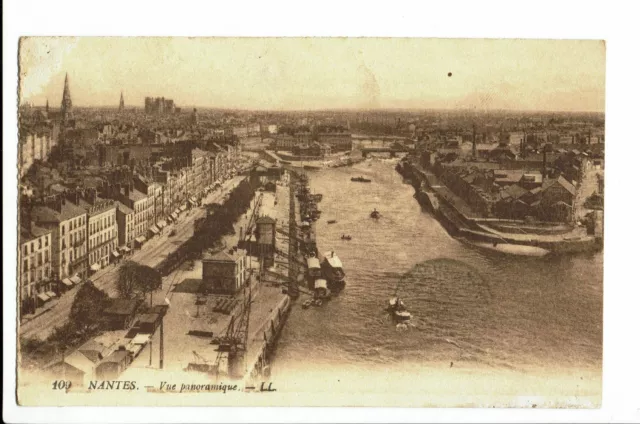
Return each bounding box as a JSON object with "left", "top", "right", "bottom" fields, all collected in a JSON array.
[{"left": 357, "top": 56, "right": 380, "bottom": 109}]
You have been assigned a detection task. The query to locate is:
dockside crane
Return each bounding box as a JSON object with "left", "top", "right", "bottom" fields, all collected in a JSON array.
[{"left": 211, "top": 258, "right": 256, "bottom": 379}]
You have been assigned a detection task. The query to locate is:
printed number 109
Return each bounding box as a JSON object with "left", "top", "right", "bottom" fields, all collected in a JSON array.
[{"left": 52, "top": 380, "right": 72, "bottom": 390}]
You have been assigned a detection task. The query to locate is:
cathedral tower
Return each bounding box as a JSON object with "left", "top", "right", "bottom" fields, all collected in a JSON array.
[{"left": 60, "top": 73, "right": 73, "bottom": 122}]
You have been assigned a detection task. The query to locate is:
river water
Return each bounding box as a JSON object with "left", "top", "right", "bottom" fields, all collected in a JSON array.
[{"left": 271, "top": 158, "right": 602, "bottom": 402}]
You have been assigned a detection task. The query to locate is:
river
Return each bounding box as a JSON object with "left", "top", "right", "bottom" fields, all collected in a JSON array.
[{"left": 271, "top": 157, "right": 602, "bottom": 406}]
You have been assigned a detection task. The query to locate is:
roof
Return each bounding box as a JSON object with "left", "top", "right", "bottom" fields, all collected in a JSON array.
[
  {"left": 493, "top": 169, "right": 524, "bottom": 184},
  {"left": 115, "top": 201, "right": 134, "bottom": 215},
  {"left": 103, "top": 299, "right": 139, "bottom": 316},
  {"left": 19, "top": 224, "right": 51, "bottom": 245},
  {"left": 63, "top": 350, "right": 97, "bottom": 375},
  {"left": 99, "top": 349, "right": 129, "bottom": 365},
  {"left": 557, "top": 176, "right": 576, "bottom": 196},
  {"left": 77, "top": 338, "right": 108, "bottom": 362},
  {"left": 502, "top": 184, "right": 528, "bottom": 200},
  {"left": 137, "top": 313, "right": 160, "bottom": 324},
  {"left": 323, "top": 252, "right": 343, "bottom": 269},
  {"left": 256, "top": 216, "right": 276, "bottom": 224},
  {"left": 32, "top": 202, "right": 86, "bottom": 224},
  {"left": 315, "top": 279, "right": 328, "bottom": 289},
  {"left": 306, "top": 257, "right": 321, "bottom": 268},
  {"left": 78, "top": 197, "right": 116, "bottom": 216},
  {"left": 192, "top": 148, "right": 208, "bottom": 158},
  {"left": 128, "top": 189, "right": 148, "bottom": 202},
  {"left": 204, "top": 249, "right": 246, "bottom": 262}
]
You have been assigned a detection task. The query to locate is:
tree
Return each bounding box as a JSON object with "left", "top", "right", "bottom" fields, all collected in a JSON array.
[
  {"left": 135, "top": 265, "right": 162, "bottom": 306},
  {"left": 69, "top": 281, "right": 108, "bottom": 331},
  {"left": 117, "top": 260, "right": 162, "bottom": 305},
  {"left": 117, "top": 260, "right": 138, "bottom": 298}
]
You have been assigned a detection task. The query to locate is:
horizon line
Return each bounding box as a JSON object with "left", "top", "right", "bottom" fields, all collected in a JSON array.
[{"left": 24, "top": 104, "right": 605, "bottom": 115}]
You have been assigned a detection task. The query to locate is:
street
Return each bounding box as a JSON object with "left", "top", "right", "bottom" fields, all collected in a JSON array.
[{"left": 19, "top": 176, "right": 246, "bottom": 341}]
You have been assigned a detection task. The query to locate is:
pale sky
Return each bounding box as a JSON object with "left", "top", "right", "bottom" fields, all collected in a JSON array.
[{"left": 19, "top": 37, "right": 605, "bottom": 112}]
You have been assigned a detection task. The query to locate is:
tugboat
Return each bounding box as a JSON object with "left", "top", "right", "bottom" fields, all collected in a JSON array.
[
  {"left": 351, "top": 176, "right": 372, "bottom": 183},
  {"left": 387, "top": 297, "right": 411, "bottom": 322},
  {"left": 321, "top": 251, "right": 346, "bottom": 290},
  {"left": 370, "top": 208, "right": 381, "bottom": 219},
  {"left": 340, "top": 234, "right": 352, "bottom": 241}
]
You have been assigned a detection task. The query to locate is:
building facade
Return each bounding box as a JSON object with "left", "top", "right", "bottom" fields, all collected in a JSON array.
[
  {"left": 32, "top": 196, "right": 88, "bottom": 283},
  {"left": 19, "top": 225, "right": 53, "bottom": 315},
  {"left": 115, "top": 202, "right": 135, "bottom": 251},
  {"left": 202, "top": 249, "right": 248, "bottom": 294},
  {"left": 78, "top": 192, "right": 118, "bottom": 271}
]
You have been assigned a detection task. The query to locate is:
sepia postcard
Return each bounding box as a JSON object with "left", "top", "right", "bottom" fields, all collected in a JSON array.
[{"left": 13, "top": 36, "right": 604, "bottom": 409}]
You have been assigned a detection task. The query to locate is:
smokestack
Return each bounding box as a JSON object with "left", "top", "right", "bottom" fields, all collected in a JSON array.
[
  {"left": 472, "top": 124, "right": 477, "bottom": 159},
  {"left": 542, "top": 146, "right": 547, "bottom": 182},
  {"left": 87, "top": 188, "right": 97, "bottom": 205}
]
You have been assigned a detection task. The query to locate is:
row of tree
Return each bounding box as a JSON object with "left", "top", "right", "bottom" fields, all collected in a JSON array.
[{"left": 156, "top": 178, "right": 258, "bottom": 275}]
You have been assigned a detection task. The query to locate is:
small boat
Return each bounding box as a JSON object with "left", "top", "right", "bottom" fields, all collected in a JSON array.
[
  {"left": 304, "top": 165, "right": 320, "bottom": 170},
  {"left": 321, "top": 251, "right": 346, "bottom": 288},
  {"left": 340, "top": 235, "right": 352, "bottom": 241},
  {"left": 327, "top": 220, "right": 337, "bottom": 224},
  {"left": 351, "top": 176, "right": 372, "bottom": 183},
  {"left": 311, "top": 194, "right": 323, "bottom": 202},
  {"left": 370, "top": 209, "right": 381, "bottom": 219},
  {"left": 302, "top": 299, "right": 313, "bottom": 309},
  {"left": 387, "top": 297, "right": 411, "bottom": 321}
]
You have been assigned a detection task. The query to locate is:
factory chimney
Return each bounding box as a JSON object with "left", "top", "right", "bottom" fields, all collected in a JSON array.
[
  {"left": 542, "top": 145, "right": 548, "bottom": 182},
  {"left": 472, "top": 123, "right": 477, "bottom": 159}
]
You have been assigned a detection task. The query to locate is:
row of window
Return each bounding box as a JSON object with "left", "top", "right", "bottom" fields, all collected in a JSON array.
[
  {"left": 23, "top": 235, "right": 50, "bottom": 255},
  {"left": 90, "top": 230, "right": 116, "bottom": 249},
  {"left": 22, "top": 250, "right": 50, "bottom": 272},
  {"left": 89, "top": 214, "right": 114, "bottom": 234},
  {"left": 22, "top": 264, "right": 50, "bottom": 284},
  {"left": 67, "top": 215, "right": 85, "bottom": 232},
  {"left": 89, "top": 242, "right": 115, "bottom": 264}
]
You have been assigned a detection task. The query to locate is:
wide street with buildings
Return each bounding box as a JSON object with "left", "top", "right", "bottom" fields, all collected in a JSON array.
[{"left": 20, "top": 177, "right": 245, "bottom": 341}]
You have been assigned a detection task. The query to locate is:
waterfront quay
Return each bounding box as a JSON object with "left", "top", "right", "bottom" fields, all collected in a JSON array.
[
  {"left": 397, "top": 159, "right": 602, "bottom": 254},
  {"left": 19, "top": 177, "right": 246, "bottom": 341},
  {"left": 120, "top": 184, "right": 293, "bottom": 384}
]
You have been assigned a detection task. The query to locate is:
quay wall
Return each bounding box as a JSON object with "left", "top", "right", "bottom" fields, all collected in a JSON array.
[{"left": 244, "top": 295, "right": 291, "bottom": 381}]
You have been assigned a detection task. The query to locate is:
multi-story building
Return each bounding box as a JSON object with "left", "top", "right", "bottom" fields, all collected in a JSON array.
[
  {"left": 202, "top": 249, "right": 248, "bottom": 294},
  {"left": 75, "top": 190, "right": 118, "bottom": 272},
  {"left": 18, "top": 130, "right": 56, "bottom": 177},
  {"left": 32, "top": 196, "right": 88, "bottom": 283},
  {"left": 316, "top": 131, "right": 352, "bottom": 152},
  {"left": 190, "top": 148, "right": 208, "bottom": 199},
  {"left": 114, "top": 185, "right": 151, "bottom": 246},
  {"left": 144, "top": 97, "right": 176, "bottom": 114},
  {"left": 19, "top": 224, "right": 53, "bottom": 315},
  {"left": 115, "top": 202, "right": 135, "bottom": 252},
  {"left": 133, "top": 175, "right": 163, "bottom": 225}
]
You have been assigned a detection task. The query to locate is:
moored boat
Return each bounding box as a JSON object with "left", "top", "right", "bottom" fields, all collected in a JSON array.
[
  {"left": 321, "top": 251, "right": 346, "bottom": 288},
  {"left": 351, "top": 176, "right": 372, "bottom": 183},
  {"left": 306, "top": 256, "right": 322, "bottom": 280},
  {"left": 327, "top": 219, "right": 337, "bottom": 224}
]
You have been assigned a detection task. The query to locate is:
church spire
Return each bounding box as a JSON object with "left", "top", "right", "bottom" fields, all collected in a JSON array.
[
  {"left": 119, "top": 91, "right": 125, "bottom": 112},
  {"left": 61, "top": 72, "right": 73, "bottom": 122}
]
